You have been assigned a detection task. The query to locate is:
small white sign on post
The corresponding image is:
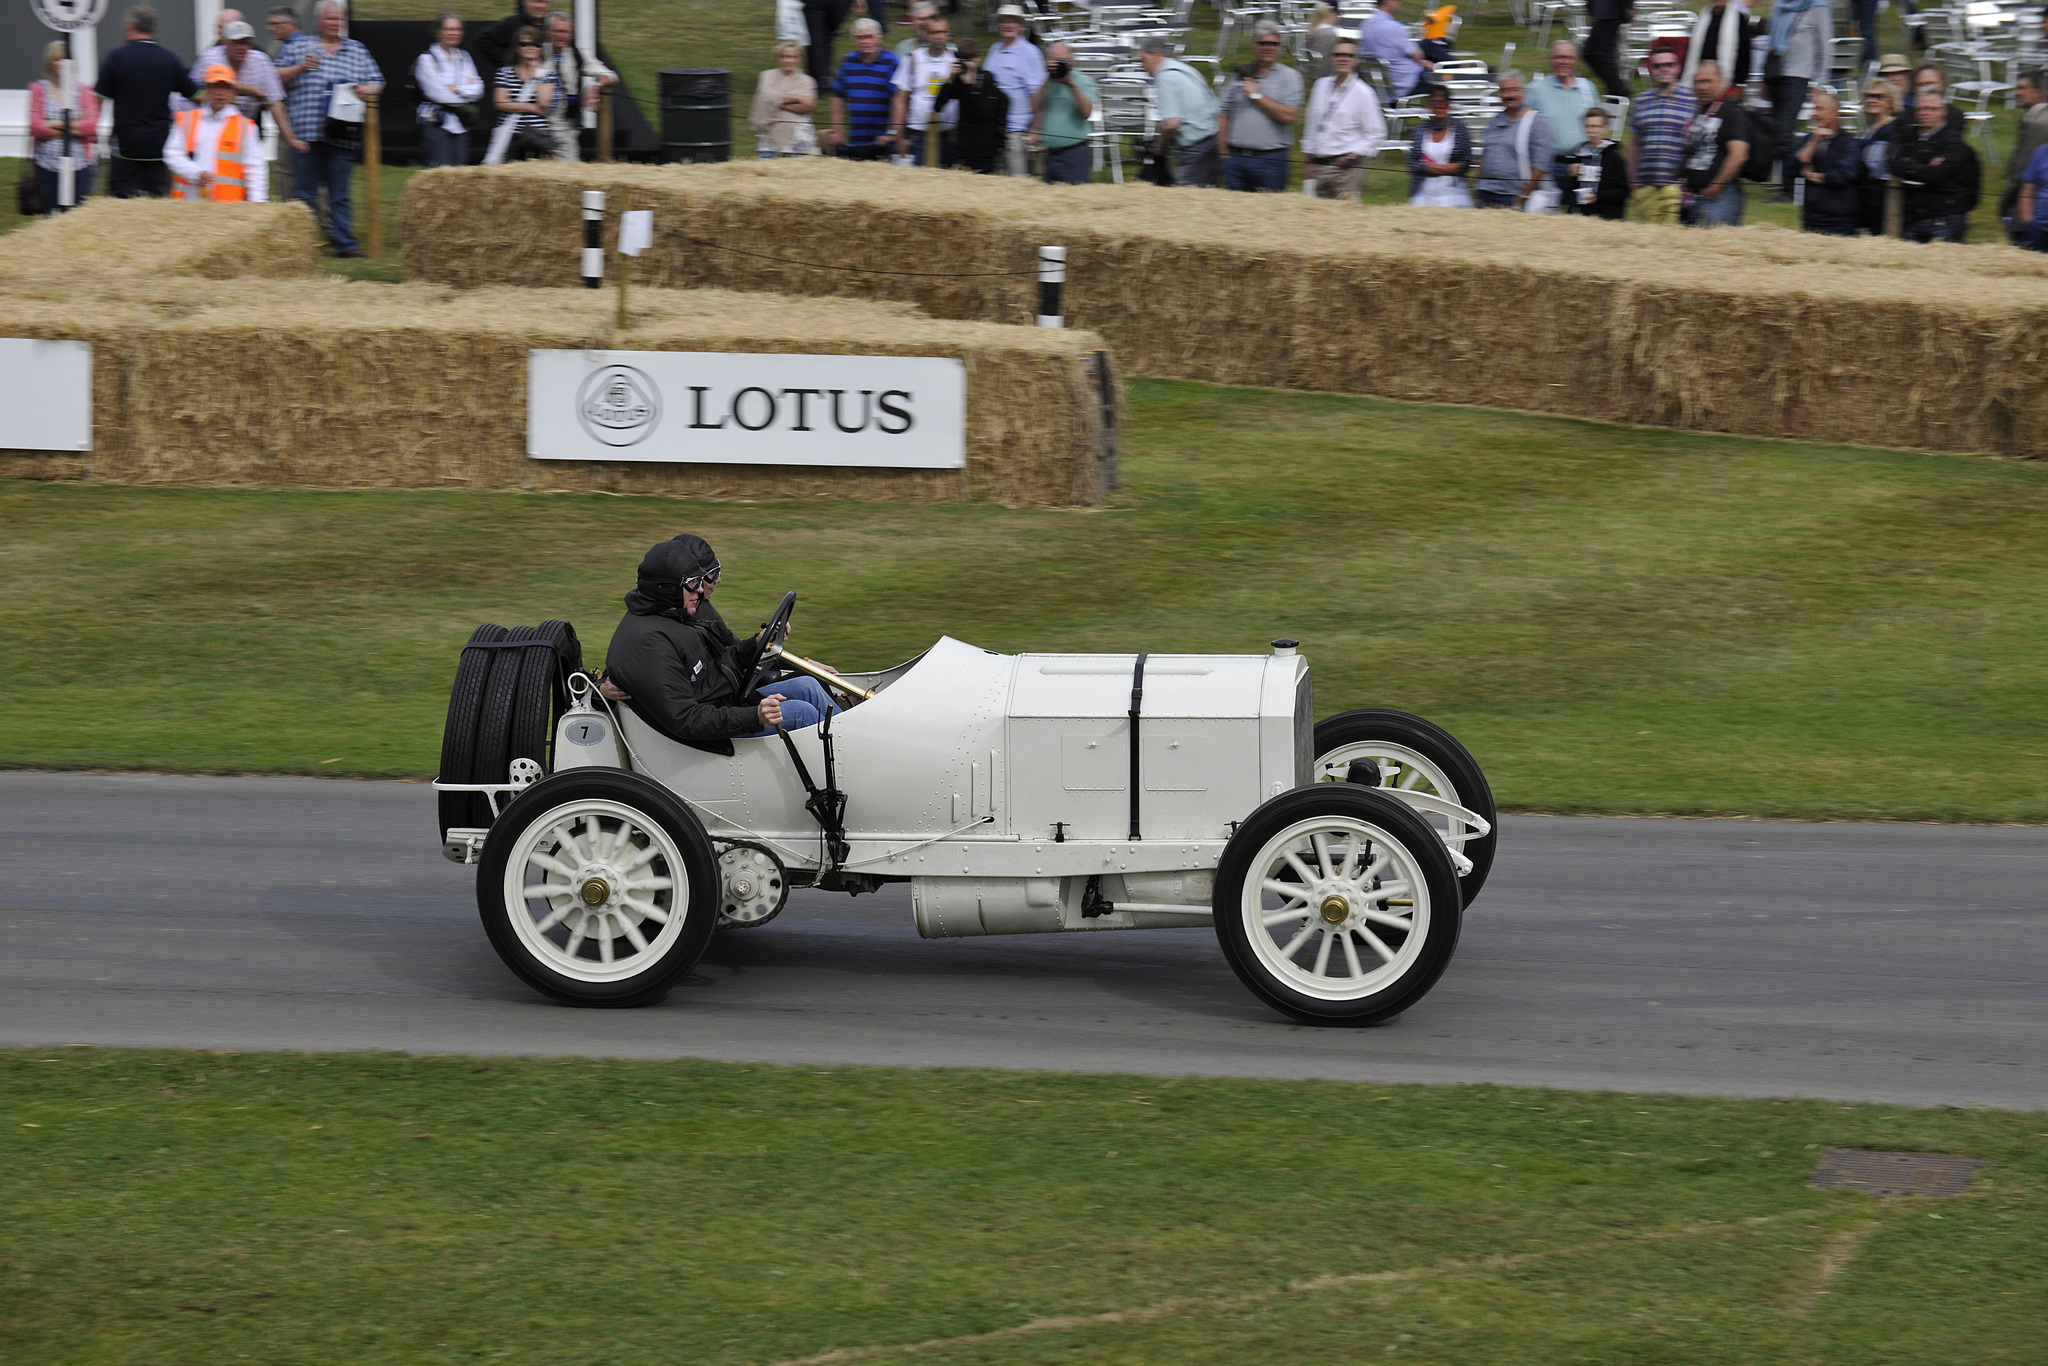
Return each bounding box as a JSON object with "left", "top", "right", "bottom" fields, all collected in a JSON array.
[
  {"left": 0, "top": 339, "right": 93, "bottom": 452},
  {"left": 618, "top": 210, "right": 653, "bottom": 256},
  {"left": 528, "top": 350, "right": 966, "bottom": 469}
]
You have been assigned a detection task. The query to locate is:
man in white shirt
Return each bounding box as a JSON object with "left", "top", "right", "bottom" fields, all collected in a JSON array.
[
  {"left": 891, "top": 12, "right": 958, "bottom": 165},
  {"left": 983, "top": 4, "right": 1047, "bottom": 176},
  {"left": 165, "top": 66, "right": 270, "bottom": 202},
  {"left": 1301, "top": 39, "right": 1385, "bottom": 199}
]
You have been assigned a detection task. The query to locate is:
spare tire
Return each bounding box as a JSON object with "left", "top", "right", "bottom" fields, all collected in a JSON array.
[
  {"left": 472, "top": 625, "right": 541, "bottom": 826},
  {"left": 438, "top": 624, "right": 509, "bottom": 841}
]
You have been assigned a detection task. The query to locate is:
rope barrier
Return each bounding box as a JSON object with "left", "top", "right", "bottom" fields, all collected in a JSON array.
[{"left": 654, "top": 228, "right": 1040, "bottom": 277}]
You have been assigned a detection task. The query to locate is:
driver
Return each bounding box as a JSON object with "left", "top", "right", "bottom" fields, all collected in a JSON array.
[{"left": 600, "top": 534, "right": 841, "bottom": 752}]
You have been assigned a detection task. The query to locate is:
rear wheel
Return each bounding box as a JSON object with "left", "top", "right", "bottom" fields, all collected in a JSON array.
[
  {"left": 1214, "top": 785, "right": 1463, "bottom": 1026},
  {"left": 1313, "top": 708, "right": 1497, "bottom": 907},
  {"left": 476, "top": 770, "right": 719, "bottom": 1007}
]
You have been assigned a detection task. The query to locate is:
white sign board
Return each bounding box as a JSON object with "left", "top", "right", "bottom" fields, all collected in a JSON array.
[
  {"left": 0, "top": 339, "right": 92, "bottom": 451},
  {"left": 31, "top": 0, "right": 110, "bottom": 31},
  {"left": 527, "top": 350, "right": 966, "bottom": 469}
]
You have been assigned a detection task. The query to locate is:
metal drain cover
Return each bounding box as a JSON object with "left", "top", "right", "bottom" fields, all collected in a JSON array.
[{"left": 1809, "top": 1149, "right": 1980, "bottom": 1198}]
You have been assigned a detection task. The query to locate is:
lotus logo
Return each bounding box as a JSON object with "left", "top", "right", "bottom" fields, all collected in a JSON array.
[
  {"left": 31, "top": 0, "right": 110, "bottom": 31},
  {"left": 576, "top": 364, "right": 661, "bottom": 447}
]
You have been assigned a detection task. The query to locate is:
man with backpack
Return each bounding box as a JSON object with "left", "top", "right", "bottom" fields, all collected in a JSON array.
[{"left": 1679, "top": 59, "right": 1750, "bottom": 226}]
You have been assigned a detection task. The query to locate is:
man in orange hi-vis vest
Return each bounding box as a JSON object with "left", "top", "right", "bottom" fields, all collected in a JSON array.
[{"left": 165, "top": 65, "right": 271, "bottom": 203}]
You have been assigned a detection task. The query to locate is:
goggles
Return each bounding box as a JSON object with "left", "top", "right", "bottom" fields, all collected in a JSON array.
[{"left": 682, "top": 563, "right": 722, "bottom": 591}]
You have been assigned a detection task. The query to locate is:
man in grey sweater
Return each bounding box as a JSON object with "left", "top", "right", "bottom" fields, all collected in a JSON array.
[{"left": 1475, "top": 71, "right": 1553, "bottom": 209}]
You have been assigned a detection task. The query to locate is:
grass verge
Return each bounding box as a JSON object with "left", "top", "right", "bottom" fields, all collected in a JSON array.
[
  {"left": 2, "top": 1047, "right": 2043, "bottom": 1364},
  {"left": 5, "top": 379, "right": 2048, "bottom": 819}
]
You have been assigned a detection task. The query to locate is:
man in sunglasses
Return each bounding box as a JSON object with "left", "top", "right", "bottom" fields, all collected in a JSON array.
[
  {"left": 601, "top": 535, "right": 840, "bottom": 753},
  {"left": 1625, "top": 39, "right": 1695, "bottom": 225}
]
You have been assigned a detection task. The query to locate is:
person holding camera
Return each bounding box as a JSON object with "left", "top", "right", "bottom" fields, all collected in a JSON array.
[
  {"left": 1301, "top": 38, "right": 1383, "bottom": 200},
  {"left": 1137, "top": 37, "right": 1218, "bottom": 187},
  {"left": 934, "top": 40, "right": 1008, "bottom": 174},
  {"left": 1217, "top": 22, "right": 1302, "bottom": 193},
  {"left": 1030, "top": 42, "right": 1097, "bottom": 185}
]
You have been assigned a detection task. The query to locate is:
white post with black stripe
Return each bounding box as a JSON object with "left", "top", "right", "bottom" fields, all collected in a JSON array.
[
  {"left": 1036, "top": 245, "right": 1066, "bottom": 328},
  {"left": 581, "top": 191, "right": 605, "bottom": 289}
]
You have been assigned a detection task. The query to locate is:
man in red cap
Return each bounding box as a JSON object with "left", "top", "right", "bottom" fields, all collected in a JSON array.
[{"left": 165, "top": 64, "right": 270, "bottom": 201}]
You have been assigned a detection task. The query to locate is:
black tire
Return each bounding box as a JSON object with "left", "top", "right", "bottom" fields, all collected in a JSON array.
[
  {"left": 1213, "top": 785, "right": 1463, "bottom": 1026},
  {"left": 1312, "top": 708, "right": 1497, "bottom": 908},
  {"left": 471, "top": 625, "right": 540, "bottom": 826},
  {"left": 475, "top": 769, "right": 720, "bottom": 1007},
  {"left": 438, "top": 624, "right": 508, "bottom": 841}
]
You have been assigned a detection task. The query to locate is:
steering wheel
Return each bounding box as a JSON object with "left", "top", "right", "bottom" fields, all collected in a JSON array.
[{"left": 744, "top": 591, "right": 797, "bottom": 695}]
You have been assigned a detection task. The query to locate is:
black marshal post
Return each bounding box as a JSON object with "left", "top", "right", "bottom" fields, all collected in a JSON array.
[
  {"left": 581, "top": 190, "right": 605, "bottom": 289},
  {"left": 1036, "top": 245, "right": 1066, "bottom": 328}
]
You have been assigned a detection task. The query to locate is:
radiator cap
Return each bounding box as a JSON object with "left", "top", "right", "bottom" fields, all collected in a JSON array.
[{"left": 1271, "top": 638, "right": 1299, "bottom": 656}]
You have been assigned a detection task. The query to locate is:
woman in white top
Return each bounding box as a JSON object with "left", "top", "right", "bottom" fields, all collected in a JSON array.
[
  {"left": 751, "top": 41, "right": 819, "bottom": 157},
  {"left": 416, "top": 13, "right": 485, "bottom": 167},
  {"left": 28, "top": 40, "right": 102, "bottom": 213},
  {"left": 1407, "top": 84, "right": 1473, "bottom": 207}
]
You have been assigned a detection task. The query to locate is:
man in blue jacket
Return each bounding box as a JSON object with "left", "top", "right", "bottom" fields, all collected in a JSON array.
[{"left": 95, "top": 6, "right": 200, "bottom": 198}]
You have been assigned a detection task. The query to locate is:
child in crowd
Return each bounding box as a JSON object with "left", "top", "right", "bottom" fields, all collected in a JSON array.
[{"left": 1559, "top": 107, "right": 1627, "bottom": 218}]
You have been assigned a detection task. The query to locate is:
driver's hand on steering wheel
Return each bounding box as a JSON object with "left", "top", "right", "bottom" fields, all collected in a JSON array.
[
  {"left": 756, "top": 693, "right": 786, "bottom": 729},
  {"left": 598, "top": 677, "right": 632, "bottom": 703}
]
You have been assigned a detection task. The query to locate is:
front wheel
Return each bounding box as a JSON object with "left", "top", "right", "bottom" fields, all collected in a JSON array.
[
  {"left": 1213, "top": 785, "right": 1463, "bottom": 1026},
  {"left": 1313, "top": 708, "right": 1497, "bottom": 907},
  {"left": 475, "top": 770, "right": 720, "bottom": 1007}
]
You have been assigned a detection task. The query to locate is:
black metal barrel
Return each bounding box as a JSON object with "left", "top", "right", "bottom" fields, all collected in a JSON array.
[{"left": 659, "top": 68, "right": 731, "bottom": 163}]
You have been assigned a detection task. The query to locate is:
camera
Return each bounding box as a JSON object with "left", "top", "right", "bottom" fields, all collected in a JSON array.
[{"left": 1049, "top": 59, "right": 1071, "bottom": 79}]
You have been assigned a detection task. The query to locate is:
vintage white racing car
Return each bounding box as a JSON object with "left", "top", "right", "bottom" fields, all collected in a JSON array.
[{"left": 435, "top": 597, "right": 1496, "bottom": 1025}]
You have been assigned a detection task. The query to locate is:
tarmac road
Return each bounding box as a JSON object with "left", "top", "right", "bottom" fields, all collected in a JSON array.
[{"left": 3, "top": 773, "right": 2044, "bottom": 1110}]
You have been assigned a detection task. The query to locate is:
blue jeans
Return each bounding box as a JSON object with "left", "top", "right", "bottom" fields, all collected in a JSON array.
[
  {"left": 34, "top": 162, "right": 95, "bottom": 211},
  {"left": 748, "top": 675, "right": 840, "bottom": 735},
  {"left": 1685, "top": 182, "right": 1744, "bottom": 227},
  {"left": 1852, "top": 0, "right": 1879, "bottom": 62},
  {"left": 1042, "top": 140, "right": 1090, "bottom": 184},
  {"left": 293, "top": 140, "right": 359, "bottom": 252},
  {"left": 419, "top": 122, "right": 470, "bottom": 168},
  {"left": 1475, "top": 188, "right": 1519, "bottom": 208},
  {"left": 1222, "top": 146, "right": 1287, "bottom": 191},
  {"left": 1905, "top": 214, "right": 1967, "bottom": 244},
  {"left": 905, "top": 125, "right": 956, "bottom": 168}
]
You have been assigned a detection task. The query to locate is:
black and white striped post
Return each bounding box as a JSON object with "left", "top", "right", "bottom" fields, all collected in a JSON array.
[
  {"left": 1036, "top": 245, "right": 1066, "bottom": 328},
  {"left": 581, "top": 191, "right": 605, "bottom": 289}
]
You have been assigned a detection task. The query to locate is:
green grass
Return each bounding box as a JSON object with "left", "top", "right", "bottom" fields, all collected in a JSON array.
[
  {"left": 4, "top": 378, "right": 2048, "bottom": 820},
  {"left": 3, "top": 1047, "right": 2044, "bottom": 1364}
]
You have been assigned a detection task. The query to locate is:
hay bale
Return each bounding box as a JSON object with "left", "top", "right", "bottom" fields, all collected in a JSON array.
[
  {"left": 400, "top": 161, "right": 2048, "bottom": 458},
  {"left": 0, "top": 197, "right": 320, "bottom": 284},
  {"left": 109, "top": 281, "right": 1111, "bottom": 504}
]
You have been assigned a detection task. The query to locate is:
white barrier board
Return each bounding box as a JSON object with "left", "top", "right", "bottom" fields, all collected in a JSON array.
[
  {"left": 527, "top": 350, "right": 966, "bottom": 469},
  {"left": 0, "top": 338, "right": 92, "bottom": 451}
]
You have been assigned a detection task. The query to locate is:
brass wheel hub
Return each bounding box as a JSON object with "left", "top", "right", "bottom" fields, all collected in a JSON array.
[
  {"left": 579, "top": 877, "right": 611, "bottom": 907},
  {"left": 1319, "top": 893, "right": 1349, "bottom": 925}
]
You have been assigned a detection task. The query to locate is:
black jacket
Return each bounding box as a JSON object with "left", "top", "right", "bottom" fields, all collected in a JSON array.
[
  {"left": 936, "top": 69, "right": 1007, "bottom": 169},
  {"left": 1557, "top": 140, "right": 1628, "bottom": 218},
  {"left": 606, "top": 596, "right": 765, "bottom": 755},
  {"left": 474, "top": 6, "right": 549, "bottom": 80},
  {"left": 1892, "top": 117, "right": 1977, "bottom": 221},
  {"left": 95, "top": 39, "right": 200, "bottom": 159},
  {"left": 1798, "top": 129, "right": 1864, "bottom": 230},
  {"left": 1695, "top": 7, "right": 1755, "bottom": 89}
]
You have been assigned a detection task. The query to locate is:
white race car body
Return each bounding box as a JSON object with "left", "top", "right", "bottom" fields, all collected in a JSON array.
[{"left": 552, "top": 636, "right": 1313, "bottom": 936}]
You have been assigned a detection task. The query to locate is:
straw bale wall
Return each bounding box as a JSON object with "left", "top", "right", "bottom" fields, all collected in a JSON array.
[
  {"left": 0, "top": 202, "right": 1114, "bottom": 504},
  {"left": 401, "top": 160, "right": 2048, "bottom": 459},
  {"left": 0, "top": 197, "right": 320, "bottom": 282}
]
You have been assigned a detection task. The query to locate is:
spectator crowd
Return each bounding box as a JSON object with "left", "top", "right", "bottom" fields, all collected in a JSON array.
[
  {"left": 44, "top": 0, "right": 615, "bottom": 258},
  {"left": 33, "top": 0, "right": 2048, "bottom": 250},
  {"left": 753, "top": 0, "right": 2048, "bottom": 246}
]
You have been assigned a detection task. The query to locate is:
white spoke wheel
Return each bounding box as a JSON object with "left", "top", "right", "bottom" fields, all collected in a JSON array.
[
  {"left": 1312, "top": 708, "right": 1497, "bottom": 907},
  {"left": 475, "top": 771, "right": 718, "bottom": 1007},
  {"left": 1213, "top": 786, "right": 1462, "bottom": 1025}
]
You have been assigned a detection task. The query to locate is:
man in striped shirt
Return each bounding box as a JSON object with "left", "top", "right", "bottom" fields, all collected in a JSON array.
[{"left": 830, "top": 18, "right": 900, "bottom": 160}]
